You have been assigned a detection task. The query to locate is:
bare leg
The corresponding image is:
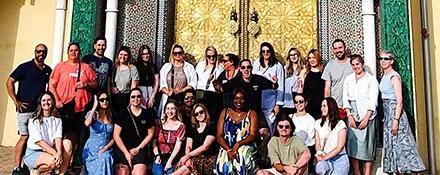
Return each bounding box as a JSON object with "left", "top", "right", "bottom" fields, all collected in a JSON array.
[
  {"left": 34, "top": 152, "right": 57, "bottom": 173},
  {"left": 15, "top": 135, "right": 28, "bottom": 167},
  {"left": 59, "top": 139, "right": 73, "bottom": 174},
  {"left": 115, "top": 164, "right": 130, "bottom": 175},
  {"left": 350, "top": 158, "right": 361, "bottom": 175},
  {"left": 132, "top": 164, "right": 147, "bottom": 175},
  {"left": 364, "top": 161, "right": 373, "bottom": 175}
]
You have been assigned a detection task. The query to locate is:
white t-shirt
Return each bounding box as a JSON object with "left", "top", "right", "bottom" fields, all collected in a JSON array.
[
  {"left": 289, "top": 113, "right": 315, "bottom": 146},
  {"left": 314, "top": 119, "right": 346, "bottom": 154},
  {"left": 27, "top": 116, "right": 63, "bottom": 150}
]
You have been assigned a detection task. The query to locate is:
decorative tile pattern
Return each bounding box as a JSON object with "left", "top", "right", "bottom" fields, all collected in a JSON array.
[
  {"left": 71, "top": 0, "right": 97, "bottom": 57},
  {"left": 116, "top": 0, "right": 158, "bottom": 62},
  {"left": 318, "top": 0, "right": 330, "bottom": 62},
  {"left": 380, "top": 0, "right": 414, "bottom": 118},
  {"left": 327, "top": 0, "right": 364, "bottom": 57}
]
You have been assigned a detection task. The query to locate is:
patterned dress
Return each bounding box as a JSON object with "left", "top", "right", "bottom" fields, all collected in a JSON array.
[
  {"left": 380, "top": 71, "right": 425, "bottom": 173},
  {"left": 215, "top": 109, "right": 256, "bottom": 175},
  {"left": 82, "top": 114, "right": 114, "bottom": 175}
]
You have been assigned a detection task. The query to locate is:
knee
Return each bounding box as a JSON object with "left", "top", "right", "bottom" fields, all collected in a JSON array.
[
  {"left": 62, "top": 139, "right": 73, "bottom": 155},
  {"left": 259, "top": 129, "right": 270, "bottom": 139},
  {"left": 115, "top": 164, "right": 130, "bottom": 175},
  {"left": 256, "top": 170, "right": 265, "bottom": 175},
  {"left": 132, "top": 165, "right": 147, "bottom": 175}
]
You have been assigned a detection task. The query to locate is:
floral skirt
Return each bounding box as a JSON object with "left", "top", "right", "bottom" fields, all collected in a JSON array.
[
  {"left": 382, "top": 99, "right": 425, "bottom": 173},
  {"left": 190, "top": 154, "right": 217, "bottom": 175}
]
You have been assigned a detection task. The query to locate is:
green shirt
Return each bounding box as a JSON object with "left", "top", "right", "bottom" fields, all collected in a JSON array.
[{"left": 268, "top": 136, "right": 307, "bottom": 166}]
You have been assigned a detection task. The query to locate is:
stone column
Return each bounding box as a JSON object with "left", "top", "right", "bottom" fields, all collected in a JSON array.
[
  {"left": 104, "top": 0, "right": 118, "bottom": 60},
  {"left": 51, "top": 0, "right": 67, "bottom": 67},
  {"left": 362, "top": 0, "right": 376, "bottom": 76}
]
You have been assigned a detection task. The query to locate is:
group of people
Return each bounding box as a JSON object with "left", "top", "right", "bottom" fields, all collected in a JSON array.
[{"left": 7, "top": 36, "right": 426, "bottom": 175}]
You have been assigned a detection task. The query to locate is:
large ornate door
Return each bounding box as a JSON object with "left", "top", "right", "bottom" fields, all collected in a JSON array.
[{"left": 175, "top": 0, "right": 318, "bottom": 62}]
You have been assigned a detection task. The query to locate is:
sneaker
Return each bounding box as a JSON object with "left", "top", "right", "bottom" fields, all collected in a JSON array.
[{"left": 11, "top": 167, "right": 27, "bottom": 175}]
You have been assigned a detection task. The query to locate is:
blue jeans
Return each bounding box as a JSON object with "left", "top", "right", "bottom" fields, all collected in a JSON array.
[{"left": 152, "top": 161, "right": 176, "bottom": 175}]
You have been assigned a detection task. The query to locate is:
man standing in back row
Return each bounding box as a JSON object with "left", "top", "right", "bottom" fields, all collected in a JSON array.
[
  {"left": 6, "top": 44, "right": 52, "bottom": 175},
  {"left": 82, "top": 36, "right": 113, "bottom": 93},
  {"left": 322, "top": 39, "right": 353, "bottom": 107}
]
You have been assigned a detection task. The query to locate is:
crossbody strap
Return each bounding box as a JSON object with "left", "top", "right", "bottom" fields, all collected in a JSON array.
[{"left": 127, "top": 106, "right": 142, "bottom": 140}]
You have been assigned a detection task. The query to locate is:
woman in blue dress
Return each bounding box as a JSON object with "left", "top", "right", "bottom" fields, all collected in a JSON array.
[
  {"left": 83, "top": 91, "right": 114, "bottom": 175},
  {"left": 378, "top": 51, "right": 425, "bottom": 174}
]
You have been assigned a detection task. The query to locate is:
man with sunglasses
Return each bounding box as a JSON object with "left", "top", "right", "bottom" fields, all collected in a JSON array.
[
  {"left": 215, "top": 59, "right": 278, "bottom": 168},
  {"left": 6, "top": 44, "right": 52, "bottom": 175}
]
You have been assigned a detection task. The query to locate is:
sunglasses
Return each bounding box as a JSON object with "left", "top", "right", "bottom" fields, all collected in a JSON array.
[
  {"left": 262, "top": 50, "right": 270, "bottom": 53},
  {"left": 98, "top": 98, "right": 109, "bottom": 102},
  {"left": 240, "top": 65, "right": 252, "bottom": 70},
  {"left": 277, "top": 124, "right": 291, "bottom": 129},
  {"left": 193, "top": 110, "right": 205, "bottom": 117},
  {"left": 379, "top": 57, "right": 392, "bottom": 61},
  {"left": 35, "top": 50, "right": 47, "bottom": 54},
  {"left": 294, "top": 100, "right": 304, "bottom": 104},
  {"left": 185, "top": 96, "right": 195, "bottom": 100},
  {"left": 130, "top": 95, "right": 143, "bottom": 99},
  {"left": 173, "top": 51, "right": 184, "bottom": 56},
  {"left": 207, "top": 55, "right": 217, "bottom": 59},
  {"left": 141, "top": 53, "right": 150, "bottom": 56},
  {"left": 289, "top": 53, "right": 299, "bottom": 57}
]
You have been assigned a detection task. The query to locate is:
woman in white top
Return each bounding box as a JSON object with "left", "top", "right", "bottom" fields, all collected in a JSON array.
[
  {"left": 252, "top": 42, "right": 285, "bottom": 133},
  {"left": 289, "top": 93, "right": 315, "bottom": 173},
  {"left": 314, "top": 97, "right": 349, "bottom": 175},
  {"left": 158, "top": 44, "right": 197, "bottom": 116},
  {"left": 112, "top": 46, "right": 140, "bottom": 112},
  {"left": 195, "top": 46, "right": 223, "bottom": 121},
  {"left": 23, "top": 91, "right": 72, "bottom": 174},
  {"left": 282, "top": 48, "right": 303, "bottom": 115},
  {"left": 342, "top": 54, "right": 378, "bottom": 175}
]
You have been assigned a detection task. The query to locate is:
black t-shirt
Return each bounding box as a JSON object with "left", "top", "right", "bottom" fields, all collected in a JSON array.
[
  {"left": 216, "top": 71, "right": 242, "bottom": 108},
  {"left": 9, "top": 60, "right": 52, "bottom": 112},
  {"left": 186, "top": 124, "right": 218, "bottom": 156},
  {"left": 222, "top": 74, "right": 274, "bottom": 113},
  {"left": 82, "top": 54, "right": 113, "bottom": 92},
  {"left": 134, "top": 62, "right": 158, "bottom": 87},
  {"left": 116, "top": 108, "right": 156, "bottom": 149}
]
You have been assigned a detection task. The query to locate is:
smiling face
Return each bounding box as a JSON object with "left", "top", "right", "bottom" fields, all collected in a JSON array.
[
  {"left": 94, "top": 40, "right": 106, "bottom": 56},
  {"left": 172, "top": 47, "right": 184, "bottom": 62},
  {"left": 379, "top": 52, "right": 394, "bottom": 70},
  {"left": 193, "top": 106, "right": 206, "bottom": 123},
  {"left": 233, "top": 91, "right": 245, "bottom": 110},
  {"left": 261, "top": 46, "right": 271, "bottom": 60},
  {"left": 308, "top": 52, "right": 318, "bottom": 68},
  {"left": 41, "top": 94, "right": 54, "bottom": 111},
  {"left": 294, "top": 95, "right": 307, "bottom": 111},
  {"left": 332, "top": 41, "right": 346, "bottom": 60},
  {"left": 118, "top": 50, "right": 129, "bottom": 65},
  {"left": 34, "top": 44, "right": 47, "bottom": 63},
  {"left": 129, "top": 90, "right": 143, "bottom": 107},
  {"left": 277, "top": 120, "right": 292, "bottom": 137},
  {"left": 351, "top": 58, "right": 364, "bottom": 75},
  {"left": 68, "top": 44, "right": 80, "bottom": 61},
  {"left": 321, "top": 99, "right": 328, "bottom": 117},
  {"left": 98, "top": 93, "right": 109, "bottom": 109},
  {"left": 141, "top": 48, "right": 151, "bottom": 62},
  {"left": 165, "top": 102, "right": 178, "bottom": 120},
  {"left": 240, "top": 60, "right": 252, "bottom": 79},
  {"left": 289, "top": 50, "right": 300, "bottom": 64}
]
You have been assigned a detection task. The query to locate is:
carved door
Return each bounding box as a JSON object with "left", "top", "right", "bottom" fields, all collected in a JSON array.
[{"left": 175, "top": 0, "right": 318, "bottom": 62}]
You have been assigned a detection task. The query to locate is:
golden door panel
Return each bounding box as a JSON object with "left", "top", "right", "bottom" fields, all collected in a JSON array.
[
  {"left": 175, "top": 0, "right": 238, "bottom": 62},
  {"left": 249, "top": 0, "right": 318, "bottom": 61}
]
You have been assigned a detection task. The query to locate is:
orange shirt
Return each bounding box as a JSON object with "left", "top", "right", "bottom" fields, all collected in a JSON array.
[{"left": 50, "top": 62, "right": 97, "bottom": 112}]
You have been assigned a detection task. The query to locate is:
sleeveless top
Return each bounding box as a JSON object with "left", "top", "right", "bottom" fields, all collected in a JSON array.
[{"left": 379, "top": 71, "right": 400, "bottom": 100}]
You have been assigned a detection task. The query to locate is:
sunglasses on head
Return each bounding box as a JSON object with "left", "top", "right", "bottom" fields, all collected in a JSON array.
[
  {"left": 130, "top": 95, "right": 142, "bottom": 99},
  {"left": 35, "top": 50, "right": 47, "bottom": 54},
  {"left": 193, "top": 110, "right": 205, "bottom": 117},
  {"left": 379, "top": 57, "right": 392, "bottom": 61},
  {"left": 294, "top": 100, "right": 304, "bottom": 104},
  {"left": 173, "top": 51, "right": 184, "bottom": 56},
  {"left": 240, "top": 65, "right": 252, "bottom": 70},
  {"left": 98, "top": 98, "right": 109, "bottom": 102},
  {"left": 277, "top": 124, "right": 291, "bottom": 129}
]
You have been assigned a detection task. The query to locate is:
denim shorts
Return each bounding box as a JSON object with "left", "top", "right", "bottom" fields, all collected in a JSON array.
[
  {"left": 23, "top": 148, "right": 43, "bottom": 169},
  {"left": 17, "top": 112, "right": 33, "bottom": 135}
]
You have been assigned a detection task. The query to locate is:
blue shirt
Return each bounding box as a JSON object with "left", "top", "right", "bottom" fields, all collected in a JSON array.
[
  {"left": 10, "top": 60, "right": 52, "bottom": 112},
  {"left": 82, "top": 54, "right": 113, "bottom": 92}
]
